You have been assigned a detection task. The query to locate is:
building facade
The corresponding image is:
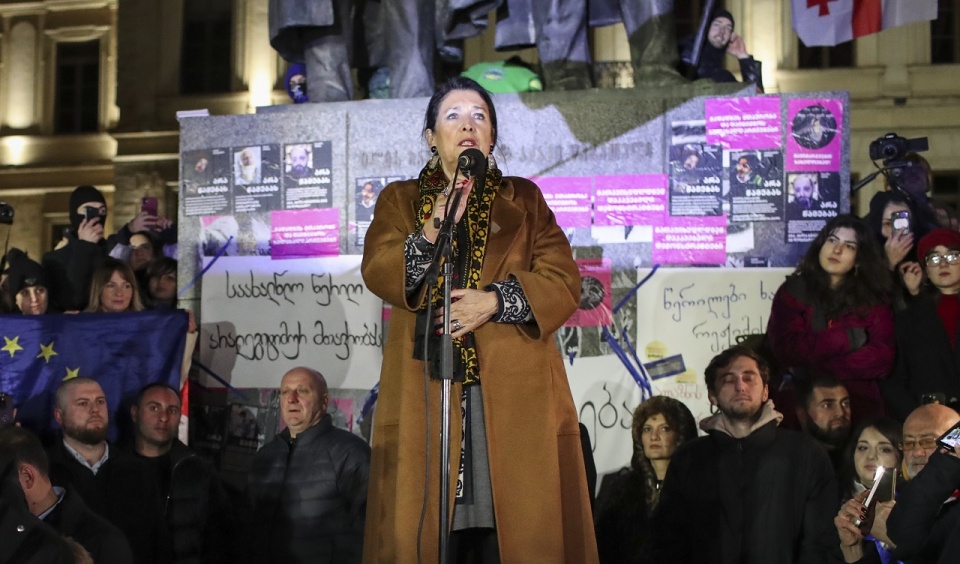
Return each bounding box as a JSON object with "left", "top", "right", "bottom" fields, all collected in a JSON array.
[{"left": 0, "top": 0, "right": 958, "bottom": 259}]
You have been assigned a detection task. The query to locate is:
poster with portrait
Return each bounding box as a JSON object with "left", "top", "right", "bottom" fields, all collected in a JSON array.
[
  {"left": 566, "top": 258, "right": 613, "bottom": 327},
  {"left": 787, "top": 99, "right": 842, "bottom": 172},
  {"left": 727, "top": 149, "right": 784, "bottom": 223},
  {"left": 232, "top": 144, "right": 282, "bottom": 213},
  {"left": 785, "top": 171, "right": 841, "bottom": 243},
  {"left": 182, "top": 148, "right": 231, "bottom": 217},
  {"left": 283, "top": 141, "right": 333, "bottom": 209},
  {"left": 353, "top": 176, "right": 401, "bottom": 247},
  {"left": 668, "top": 121, "right": 723, "bottom": 217}
]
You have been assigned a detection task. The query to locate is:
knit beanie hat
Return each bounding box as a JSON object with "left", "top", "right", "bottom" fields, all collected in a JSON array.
[
  {"left": 5, "top": 248, "right": 47, "bottom": 295},
  {"left": 69, "top": 185, "right": 106, "bottom": 232},
  {"left": 918, "top": 228, "right": 960, "bottom": 262},
  {"left": 713, "top": 9, "right": 735, "bottom": 30}
]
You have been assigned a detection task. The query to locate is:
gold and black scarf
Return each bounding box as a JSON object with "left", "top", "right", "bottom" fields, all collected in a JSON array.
[{"left": 413, "top": 157, "right": 501, "bottom": 385}]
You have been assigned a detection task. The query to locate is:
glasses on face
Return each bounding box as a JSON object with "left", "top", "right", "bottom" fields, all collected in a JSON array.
[
  {"left": 925, "top": 251, "right": 960, "bottom": 267},
  {"left": 902, "top": 438, "right": 938, "bottom": 451}
]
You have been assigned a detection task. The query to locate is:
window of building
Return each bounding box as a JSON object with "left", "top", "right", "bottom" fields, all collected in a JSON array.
[
  {"left": 797, "top": 40, "right": 855, "bottom": 69},
  {"left": 54, "top": 40, "right": 100, "bottom": 134},
  {"left": 180, "top": 0, "right": 233, "bottom": 95},
  {"left": 931, "top": 0, "right": 960, "bottom": 64}
]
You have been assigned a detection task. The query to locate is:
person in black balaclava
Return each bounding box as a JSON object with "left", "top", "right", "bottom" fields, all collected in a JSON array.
[{"left": 679, "top": 8, "right": 764, "bottom": 92}]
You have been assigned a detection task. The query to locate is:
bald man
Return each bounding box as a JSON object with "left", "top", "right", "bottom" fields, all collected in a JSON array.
[
  {"left": 836, "top": 404, "right": 960, "bottom": 563},
  {"left": 247, "top": 367, "right": 370, "bottom": 564}
]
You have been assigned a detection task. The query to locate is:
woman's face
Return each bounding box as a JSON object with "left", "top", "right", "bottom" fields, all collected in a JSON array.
[
  {"left": 425, "top": 89, "right": 493, "bottom": 178},
  {"left": 16, "top": 285, "right": 48, "bottom": 315},
  {"left": 818, "top": 227, "right": 859, "bottom": 285},
  {"left": 149, "top": 272, "right": 177, "bottom": 302},
  {"left": 101, "top": 270, "right": 133, "bottom": 312},
  {"left": 881, "top": 202, "right": 911, "bottom": 239},
  {"left": 640, "top": 413, "right": 679, "bottom": 462},
  {"left": 854, "top": 426, "right": 899, "bottom": 487},
  {"left": 925, "top": 244, "right": 960, "bottom": 294}
]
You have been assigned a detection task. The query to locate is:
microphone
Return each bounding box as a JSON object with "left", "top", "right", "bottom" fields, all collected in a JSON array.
[{"left": 457, "top": 148, "right": 486, "bottom": 176}]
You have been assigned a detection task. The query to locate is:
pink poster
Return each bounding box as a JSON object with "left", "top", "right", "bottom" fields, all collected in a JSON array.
[
  {"left": 535, "top": 176, "right": 592, "bottom": 228},
  {"left": 786, "top": 98, "right": 843, "bottom": 171},
  {"left": 593, "top": 174, "right": 668, "bottom": 227},
  {"left": 652, "top": 216, "right": 727, "bottom": 265},
  {"left": 270, "top": 208, "right": 340, "bottom": 259},
  {"left": 565, "top": 258, "right": 612, "bottom": 327},
  {"left": 706, "top": 96, "right": 782, "bottom": 150}
]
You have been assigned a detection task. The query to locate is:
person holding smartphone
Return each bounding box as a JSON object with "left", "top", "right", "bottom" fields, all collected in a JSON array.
[
  {"left": 835, "top": 403, "right": 960, "bottom": 563},
  {"left": 884, "top": 229, "right": 960, "bottom": 420},
  {"left": 41, "top": 185, "right": 173, "bottom": 311}
]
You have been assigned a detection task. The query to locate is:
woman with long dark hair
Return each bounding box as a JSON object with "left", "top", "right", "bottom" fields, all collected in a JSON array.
[
  {"left": 594, "top": 396, "right": 697, "bottom": 563},
  {"left": 766, "top": 214, "right": 895, "bottom": 425}
]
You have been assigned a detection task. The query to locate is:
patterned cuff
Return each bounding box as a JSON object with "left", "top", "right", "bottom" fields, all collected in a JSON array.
[
  {"left": 485, "top": 279, "right": 532, "bottom": 324},
  {"left": 404, "top": 230, "right": 435, "bottom": 293}
]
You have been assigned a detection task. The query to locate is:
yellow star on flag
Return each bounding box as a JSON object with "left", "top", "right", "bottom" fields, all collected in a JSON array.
[
  {"left": 37, "top": 342, "right": 58, "bottom": 363},
  {"left": 63, "top": 367, "right": 80, "bottom": 381},
  {"left": 2, "top": 336, "right": 23, "bottom": 358}
]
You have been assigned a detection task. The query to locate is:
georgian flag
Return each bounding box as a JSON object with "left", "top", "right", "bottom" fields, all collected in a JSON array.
[{"left": 793, "top": 0, "right": 939, "bottom": 47}]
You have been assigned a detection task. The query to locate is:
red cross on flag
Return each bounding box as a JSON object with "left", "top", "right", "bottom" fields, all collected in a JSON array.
[{"left": 793, "top": 0, "right": 939, "bottom": 47}]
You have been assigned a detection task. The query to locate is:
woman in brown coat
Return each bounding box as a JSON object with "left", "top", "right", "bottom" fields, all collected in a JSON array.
[{"left": 360, "top": 76, "right": 598, "bottom": 563}]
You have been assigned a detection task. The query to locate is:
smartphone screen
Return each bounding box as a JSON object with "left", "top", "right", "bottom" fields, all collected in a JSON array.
[
  {"left": 937, "top": 420, "right": 960, "bottom": 452},
  {"left": 863, "top": 466, "right": 888, "bottom": 509},
  {"left": 873, "top": 467, "right": 897, "bottom": 503},
  {"left": 141, "top": 197, "right": 158, "bottom": 217}
]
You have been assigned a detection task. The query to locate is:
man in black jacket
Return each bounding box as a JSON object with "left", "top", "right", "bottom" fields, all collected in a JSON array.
[
  {"left": 0, "top": 426, "right": 133, "bottom": 563},
  {"left": 46, "top": 377, "right": 170, "bottom": 564},
  {"left": 130, "top": 382, "right": 235, "bottom": 564},
  {"left": 679, "top": 8, "right": 764, "bottom": 92},
  {"left": 0, "top": 454, "right": 76, "bottom": 564},
  {"left": 247, "top": 366, "right": 370, "bottom": 564},
  {"left": 648, "top": 345, "right": 842, "bottom": 563}
]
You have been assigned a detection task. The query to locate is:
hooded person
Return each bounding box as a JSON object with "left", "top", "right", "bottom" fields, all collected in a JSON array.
[
  {"left": 5, "top": 249, "right": 54, "bottom": 314},
  {"left": 678, "top": 8, "right": 764, "bottom": 91},
  {"left": 42, "top": 184, "right": 175, "bottom": 312}
]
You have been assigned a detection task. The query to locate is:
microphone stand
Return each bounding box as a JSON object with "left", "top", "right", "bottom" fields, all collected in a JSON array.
[{"left": 422, "top": 166, "right": 470, "bottom": 564}]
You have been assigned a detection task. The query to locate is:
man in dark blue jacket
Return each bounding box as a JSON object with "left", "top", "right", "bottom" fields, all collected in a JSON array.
[{"left": 247, "top": 367, "right": 370, "bottom": 563}]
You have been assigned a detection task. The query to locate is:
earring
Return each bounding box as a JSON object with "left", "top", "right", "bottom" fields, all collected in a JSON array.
[
  {"left": 428, "top": 146, "right": 439, "bottom": 169},
  {"left": 487, "top": 148, "right": 498, "bottom": 171}
]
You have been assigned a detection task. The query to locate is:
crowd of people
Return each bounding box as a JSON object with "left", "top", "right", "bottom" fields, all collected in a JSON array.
[{"left": 3, "top": 66, "right": 960, "bottom": 563}]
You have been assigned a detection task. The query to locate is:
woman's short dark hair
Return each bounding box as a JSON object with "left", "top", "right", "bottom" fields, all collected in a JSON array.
[
  {"left": 838, "top": 417, "right": 903, "bottom": 499},
  {"left": 423, "top": 76, "right": 498, "bottom": 148},
  {"left": 629, "top": 396, "right": 698, "bottom": 512},
  {"left": 795, "top": 214, "right": 891, "bottom": 315}
]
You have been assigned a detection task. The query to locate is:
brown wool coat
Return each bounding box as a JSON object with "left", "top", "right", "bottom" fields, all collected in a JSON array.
[{"left": 360, "top": 176, "right": 599, "bottom": 564}]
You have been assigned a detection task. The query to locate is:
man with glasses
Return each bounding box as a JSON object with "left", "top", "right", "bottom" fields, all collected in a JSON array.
[{"left": 835, "top": 403, "right": 960, "bottom": 562}]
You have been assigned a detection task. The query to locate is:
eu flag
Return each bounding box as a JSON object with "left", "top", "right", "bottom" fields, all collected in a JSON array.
[{"left": 0, "top": 310, "right": 188, "bottom": 440}]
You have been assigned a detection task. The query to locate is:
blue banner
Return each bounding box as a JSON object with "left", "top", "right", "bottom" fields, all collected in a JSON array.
[{"left": 0, "top": 310, "right": 187, "bottom": 439}]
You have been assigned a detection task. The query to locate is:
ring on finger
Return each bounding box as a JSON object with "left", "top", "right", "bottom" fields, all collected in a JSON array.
[{"left": 452, "top": 320, "right": 462, "bottom": 331}]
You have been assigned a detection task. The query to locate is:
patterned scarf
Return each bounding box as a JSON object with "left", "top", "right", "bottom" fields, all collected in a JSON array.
[{"left": 414, "top": 157, "right": 500, "bottom": 385}]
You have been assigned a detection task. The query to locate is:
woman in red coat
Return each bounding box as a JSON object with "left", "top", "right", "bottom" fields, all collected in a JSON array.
[{"left": 767, "top": 214, "right": 895, "bottom": 426}]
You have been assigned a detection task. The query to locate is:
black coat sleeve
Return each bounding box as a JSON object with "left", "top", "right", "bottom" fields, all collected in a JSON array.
[{"left": 887, "top": 452, "right": 960, "bottom": 559}]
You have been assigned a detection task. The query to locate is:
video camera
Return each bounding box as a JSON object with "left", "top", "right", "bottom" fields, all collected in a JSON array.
[
  {"left": 869, "top": 133, "right": 928, "bottom": 164},
  {"left": 0, "top": 202, "right": 12, "bottom": 225}
]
